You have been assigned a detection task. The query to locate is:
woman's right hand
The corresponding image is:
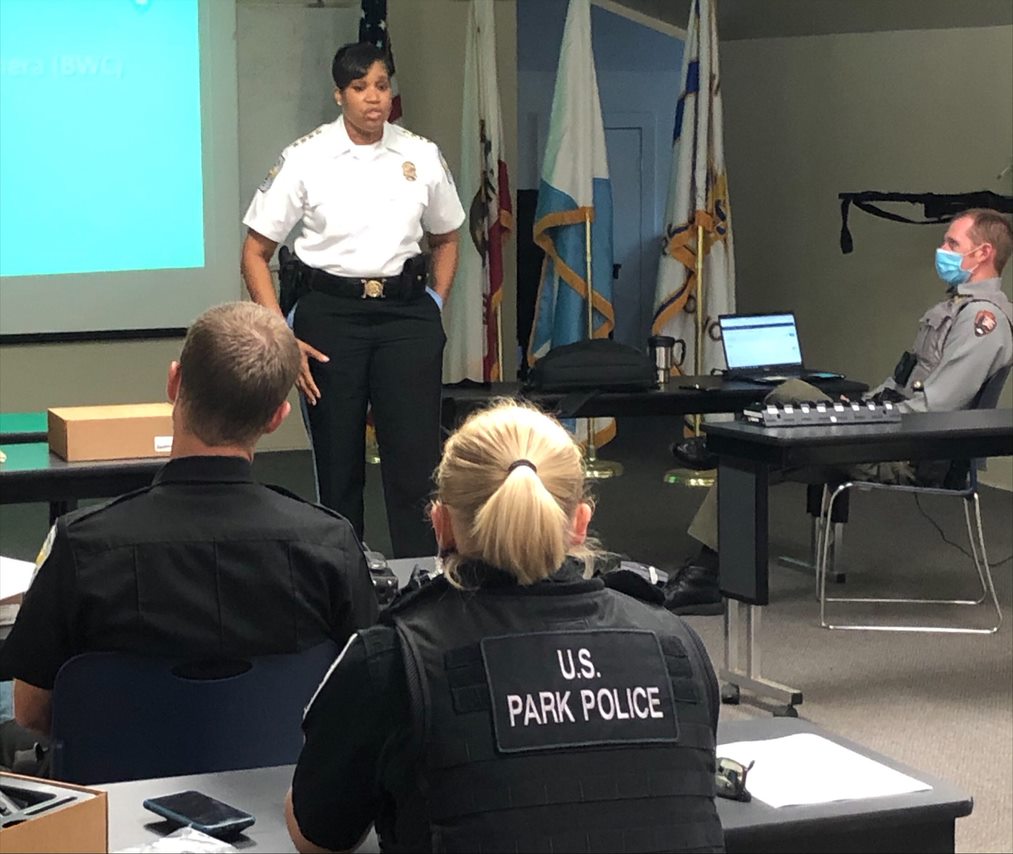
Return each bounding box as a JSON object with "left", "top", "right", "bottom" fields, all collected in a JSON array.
[{"left": 296, "top": 338, "right": 329, "bottom": 405}]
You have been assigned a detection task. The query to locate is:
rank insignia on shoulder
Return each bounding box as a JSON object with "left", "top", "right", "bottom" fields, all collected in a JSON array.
[
  {"left": 974, "top": 310, "right": 997, "bottom": 337},
  {"left": 402, "top": 160, "right": 417, "bottom": 181},
  {"left": 259, "top": 155, "right": 285, "bottom": 192},
  {"left": 293, "top": 126, "right": 324, "bottom": 148}
]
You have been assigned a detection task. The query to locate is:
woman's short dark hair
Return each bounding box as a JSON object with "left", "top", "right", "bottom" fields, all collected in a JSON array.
[{"left": 331, "top": 42, "right": 391, "bottom": 89}]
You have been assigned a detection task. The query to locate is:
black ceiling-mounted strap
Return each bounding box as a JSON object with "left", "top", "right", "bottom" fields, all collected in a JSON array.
[{"left": 838, "top": 191, "right": 1013, "bottom": 254}]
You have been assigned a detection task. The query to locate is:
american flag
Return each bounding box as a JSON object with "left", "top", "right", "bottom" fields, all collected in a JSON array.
[{"left": 359, "top": 0, "right": 402, "bottom": 122}]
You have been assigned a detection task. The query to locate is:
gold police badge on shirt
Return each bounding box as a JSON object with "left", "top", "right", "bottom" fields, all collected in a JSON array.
[{"left": 402, "top": 161, "right": 417, "bottom": 181}]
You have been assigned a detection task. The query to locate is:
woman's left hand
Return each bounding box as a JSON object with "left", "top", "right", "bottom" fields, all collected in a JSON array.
[{"left": 296, "top": 338, "right": 329, "bottom": 405}]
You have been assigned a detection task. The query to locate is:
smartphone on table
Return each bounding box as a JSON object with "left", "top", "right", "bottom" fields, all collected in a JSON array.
[{"left": 142, "top": 790, "right": 255, "bottom": 838}]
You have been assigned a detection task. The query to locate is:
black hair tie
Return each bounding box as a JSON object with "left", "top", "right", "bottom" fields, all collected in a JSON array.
[{"left": 507, "top": 459, "right": 537, "bottom": 475}]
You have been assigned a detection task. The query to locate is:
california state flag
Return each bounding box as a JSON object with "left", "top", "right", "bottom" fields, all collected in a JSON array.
[{"left": 443, "top": 0, "right": 513, "bottom": 383}]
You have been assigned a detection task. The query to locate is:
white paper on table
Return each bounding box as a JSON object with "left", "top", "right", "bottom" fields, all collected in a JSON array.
[
  {"left": 0, "top": 555, "right": 36, "bottom": 603},
  {"left": 718, "top": 732, "right": 932, "bottom": 808}
]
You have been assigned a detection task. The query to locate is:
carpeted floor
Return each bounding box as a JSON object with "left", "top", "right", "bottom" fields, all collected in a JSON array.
[
  {"left": 1, "top": 414, "right": 1010, "bottom": 851},
  {"left": 592, "top": 417, "right": 1013, "bottom": 854}
]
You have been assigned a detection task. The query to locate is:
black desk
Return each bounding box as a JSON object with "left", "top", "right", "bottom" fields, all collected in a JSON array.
[
  {"left": 98, "top": 717, "right": 972, "bottom": 853},
  {"left": 0, "top": 377, "right": 867, "bottom": 524},
  {"left": 442, "top": 375, "right": 867, "bottom": 425},
  {"left": 0, "top": 442, "right": 165, "bottom": 522},
  {"left": 703, "top": 409, "right": 1013, "bottom": 712}
]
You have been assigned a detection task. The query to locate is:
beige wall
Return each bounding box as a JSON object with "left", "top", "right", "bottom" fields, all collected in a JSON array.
[
  {"left": 2, "top": 10, "right": 1008, "bottom": 485},
  {"left": 0, "top": 0, "right": 519, "bottom": 454},
  {"left": 721, "top": 24, "right": 1013, "bottom": 488}
]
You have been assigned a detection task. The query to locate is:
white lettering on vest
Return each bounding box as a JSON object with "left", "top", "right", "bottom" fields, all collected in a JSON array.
[
  {"left": 506, "top": 691, "right": 576, "bottom": 727},
  {"left": 557, "top": 649, "right": 576, "bottom": 679},
  {"left": 648, "top": 686, "right": 664, "bottom": 718},
  {"left": 579, "top": 686, "right": 666, "bottom": 722}
]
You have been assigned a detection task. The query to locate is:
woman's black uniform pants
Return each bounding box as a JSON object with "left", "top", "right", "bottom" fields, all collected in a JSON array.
[{"left": 294, "top": 289, "right": 445, "bottom": 558}]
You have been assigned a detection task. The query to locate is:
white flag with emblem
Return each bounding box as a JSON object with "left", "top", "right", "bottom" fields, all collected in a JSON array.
[{"left": 652, "top": 0, "right": 735, "bottom": 379}]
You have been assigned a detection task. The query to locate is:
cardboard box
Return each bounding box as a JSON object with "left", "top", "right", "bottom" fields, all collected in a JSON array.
[
  {"left": 48, "top": 403, "right": 173, "bottom": 462},
  {"left": 0, "top": 772, "right": 107, "bottom": 853}
]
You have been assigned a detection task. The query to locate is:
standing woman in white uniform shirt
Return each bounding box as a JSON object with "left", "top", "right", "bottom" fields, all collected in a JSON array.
[{"left": 241, "top": 42, "right": 465, "bottom": 558}]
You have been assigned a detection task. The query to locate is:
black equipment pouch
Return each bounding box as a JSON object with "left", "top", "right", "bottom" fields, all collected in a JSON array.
[
  {"left": 365, "top": 550, "right": 399, "bottom": 607},
  {"left": 525, "top": 339, "right": 658, "bottom": 394},
  {"left": 892, "top": 350, "right": 917, "bottom": 387},
  {"left": 278, "top": 245, "right": 308, "bottom": 316},
  {"left": 404, "top": 252, "right": 430, "bottom": 285}
]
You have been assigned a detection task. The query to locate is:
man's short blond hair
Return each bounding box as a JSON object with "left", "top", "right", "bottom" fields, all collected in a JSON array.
[{"left": 176, "top": 302, "right": 301, "bottom": 447}]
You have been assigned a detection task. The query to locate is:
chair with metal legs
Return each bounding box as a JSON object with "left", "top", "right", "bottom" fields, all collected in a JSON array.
[{"left": 815, "top": 366, "right": 1009, "bottom": 634}]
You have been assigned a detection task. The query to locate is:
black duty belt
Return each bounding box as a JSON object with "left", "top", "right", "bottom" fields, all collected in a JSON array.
[{"left": 306, "top": 258, "right": 427, "bottom": 301}]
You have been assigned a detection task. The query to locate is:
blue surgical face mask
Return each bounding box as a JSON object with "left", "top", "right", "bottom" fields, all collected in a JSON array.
[{"left": 934, "top": 247, "right": 977, "bottom": 286}]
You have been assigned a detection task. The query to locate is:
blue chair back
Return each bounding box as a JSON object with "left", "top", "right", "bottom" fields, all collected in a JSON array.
[{"left": 50, "top": 641, "right": 338, "bottom": 784}]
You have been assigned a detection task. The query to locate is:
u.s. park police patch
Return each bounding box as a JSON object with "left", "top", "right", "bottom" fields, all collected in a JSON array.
[
  {"left": 481, "top": 629, "right": 679, "bottom": 753},
  {"left": 259, "top": 155, "right": 285, "bottom": 192},
  {"left": 974, "top": 310, "right": 997, "bottom": 337}
]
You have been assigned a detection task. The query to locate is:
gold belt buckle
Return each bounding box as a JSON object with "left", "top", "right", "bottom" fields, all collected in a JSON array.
[{"left": 361, "top": 279, "right": 385, "bottom": 299}]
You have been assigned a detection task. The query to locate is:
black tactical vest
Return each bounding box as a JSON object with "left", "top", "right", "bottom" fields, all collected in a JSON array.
[{"left": 387, "top": 563, "right": 725, "bottom": 853}]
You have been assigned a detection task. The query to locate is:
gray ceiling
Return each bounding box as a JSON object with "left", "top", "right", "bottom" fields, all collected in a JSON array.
[{"left": 611, "top": 0, "right": 1013, "bottom": 40}]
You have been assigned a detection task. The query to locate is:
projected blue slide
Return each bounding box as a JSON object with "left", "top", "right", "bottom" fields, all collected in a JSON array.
[{"left": 0, "top": 0, "right": 205, "bottom": 278}]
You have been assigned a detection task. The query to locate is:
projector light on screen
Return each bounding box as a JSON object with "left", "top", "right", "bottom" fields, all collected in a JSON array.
[
  {"left": 0, "top": 0, "right": 239, "bottom": 339},
  {"left": 0, "top": 0, "right": 204, "bottom": 277}
]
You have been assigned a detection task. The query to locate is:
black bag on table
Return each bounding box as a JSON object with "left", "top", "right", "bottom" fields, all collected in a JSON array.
[
  {"left": 524, "top": 339, "right": 658, "bottom": 419},
  {"left": 525, "top": 339, "right": 657, "bottom": 393}
]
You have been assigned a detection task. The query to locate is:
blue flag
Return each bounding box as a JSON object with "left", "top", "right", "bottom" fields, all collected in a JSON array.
[{"left": 529, "top": 0, "right": 614, "bottom": 364}]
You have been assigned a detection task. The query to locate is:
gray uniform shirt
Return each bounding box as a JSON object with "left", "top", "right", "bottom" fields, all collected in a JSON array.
[{"left": 874, "top": 277, "right": 1013, "bottom": 413}]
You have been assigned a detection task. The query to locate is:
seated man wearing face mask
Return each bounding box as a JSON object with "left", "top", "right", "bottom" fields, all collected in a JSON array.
[{"left": 665, "top": 207, "right": 1013, "bottom": 615}]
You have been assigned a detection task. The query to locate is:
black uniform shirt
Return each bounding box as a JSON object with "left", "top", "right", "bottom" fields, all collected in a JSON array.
[
  {"left": 0, "top": 455, "right": 379, "bottom": 689},
  {"left": 290, "top": 561, "right": 719, "bottom": 852}
]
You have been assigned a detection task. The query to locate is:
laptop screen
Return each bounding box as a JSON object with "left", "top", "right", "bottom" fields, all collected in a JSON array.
[{"left": 719, "top": 313, "right": 803, "bottom": 371}]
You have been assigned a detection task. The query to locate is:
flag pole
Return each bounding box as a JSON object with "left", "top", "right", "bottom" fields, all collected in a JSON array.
[
  {"left": 584, "top": 214, "right": 598, "bottom": 467},
  {"left": 663, "top": 221, "right": 714, "bottom": 487},
  {"left": 693, "top": 221, "right": 705, "bottom": 436},
  {"left": 582, "top": 211, "right": 622, "bottom": 479},
  {"left": 585, "top": 214, "right": 595, "bottom": 342},
  {"left": 495, "top": 307, "right": 503, "bottom": 382}
]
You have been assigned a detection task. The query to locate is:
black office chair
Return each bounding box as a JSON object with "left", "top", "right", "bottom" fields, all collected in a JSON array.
[
  {"left": 50, "top": 640, "right": 338, "bottom": 784},
  {"left": 816, "top": 366, "right": 1010, "bottom": 633}
]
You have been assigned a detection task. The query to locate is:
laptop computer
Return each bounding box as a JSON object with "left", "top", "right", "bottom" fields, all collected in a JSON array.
[{"left": 718, "top": 312, "right": 843, "bottom": 383}]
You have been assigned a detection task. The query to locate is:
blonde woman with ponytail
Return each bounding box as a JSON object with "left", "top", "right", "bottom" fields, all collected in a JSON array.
[
  {"left": 287, "top": 402, "right": 724, "bottom": 854},
  {"left": 431, "top": 401, "right": 595, "bottom": 588}
]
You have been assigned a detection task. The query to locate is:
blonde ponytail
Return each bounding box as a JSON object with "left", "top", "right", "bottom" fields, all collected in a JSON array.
[{"left": 434, "top": 401, "right": 595, "bottom": 588}]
